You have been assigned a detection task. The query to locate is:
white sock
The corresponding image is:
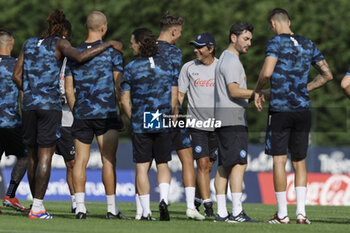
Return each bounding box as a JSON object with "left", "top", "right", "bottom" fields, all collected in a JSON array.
[
  {"left": 135, "top": 194, "right": 143, "bottom": 215},
  {"left": 216, "top": 194, "right": 228, "bottom": 218},
  {"left": 71, "top": 195, "right": 76, "bottom": 209},
  {"left": 231, "top": 192, "right": 243, "bottom": 216},
  {"left": 275, "top": 191, "right": 288, "bottom": 219},
  {"left": 75, "top": 192, "right": 86, "bottom": 214},
  {"left": 295, "top": 186, "right": 307, "bottom": 216},
  {"left": 32, "top": 198, "right": 44, "bottom": 213},
  {"left": 139, "top": 194, "right": 151, "bottom": 217},
  {"left": 185, "top": 187, "right": 195, "bottom": 209},
  {"left": 159, "top": 183, "right": 170, "bottom": 204},
  {"left": 107, "top": 194, "right": 119, "bottom": 215},
  {"left": 203, "top": 199, "right": 211, "bottom": 204}
]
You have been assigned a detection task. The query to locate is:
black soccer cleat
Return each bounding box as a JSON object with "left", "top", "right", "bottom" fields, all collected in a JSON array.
[
  {"left": 159, "top": 199, "right": 170, "bottom": 221},
  {"left": 106, "top": 211, "right": 130, "bottom": 220},
  {"left": 203, "top": 202, "right": 215, "bottom": 217},
  {"left": 140, "top": 214, "right": 154, "bottom": 221},
  {"left": 194, "top": 200, "right": 201, "bottom": 212},
  {"left": 232, "top": 210, "right": 258, "bottom": 223},
  {"left": 76, "top": 212, "right": 86, "bottom": 219}
]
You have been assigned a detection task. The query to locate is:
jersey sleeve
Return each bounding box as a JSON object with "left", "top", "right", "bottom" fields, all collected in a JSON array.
[
  {"left": 65, "top": 59, "right": 73, "bottom": 77},
  {"left": 311, "top": 42, "right": 325, "bottom": 64},
  {"left": 178, "top": 62, "right": 189, "bottom": 93},
  {"left": 121, "top": 65, "right": 131, "bottom": 91},
  {"left": 221, "top": 56, "right": 242, "bottom": 85},
  {"left": 265, "top": 36, "right": 280, "bottom": 58},
  {"left": 111, "top": 49, "right": 124, "bottom": 72}
]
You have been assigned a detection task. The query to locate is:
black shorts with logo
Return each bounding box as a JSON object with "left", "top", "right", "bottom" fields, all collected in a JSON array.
[
  {"left": 22, "top": 110, "right": 62, "bottom": 148},
  {"left": 189, "top": 128, "right": 217, "bottom": 161},
  {"left": 0, "top": 127, "right": 27, "bottom": 158},
  {"left": 132, "top": 132, "right": 172, "bottom": 164},
  {"left": 72, "top": 118, "right": 122, "bottom": 144},
  {"left": 55, "top": 127, "right": 75, "bottom": 161},
  {"left": 215, "top": 126, "right": 248, "bottom": 167},
  {"left": 265, "top": 110, "right": 311, "bottom": 159}
]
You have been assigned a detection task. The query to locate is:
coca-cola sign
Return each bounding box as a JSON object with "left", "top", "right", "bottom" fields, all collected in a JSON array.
[
  {"left": 258, "top": 172, "right": 350, "bottom": 206},
  {"left": 194, "top": 78, "right": 215, "bottom": 87}
]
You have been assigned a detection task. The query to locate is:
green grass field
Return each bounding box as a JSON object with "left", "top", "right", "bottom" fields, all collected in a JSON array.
[{"left": 0, "top": 201, "right": 349, "bottom": 233}]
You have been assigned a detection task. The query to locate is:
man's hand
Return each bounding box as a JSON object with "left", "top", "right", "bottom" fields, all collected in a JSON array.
[{"left": 109, "top": 41, "right": 124, "bottom": 54}]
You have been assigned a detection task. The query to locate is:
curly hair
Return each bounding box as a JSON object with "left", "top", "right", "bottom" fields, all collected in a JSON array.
[
  {"left": 160, "top": 12, "right": 184, "bottom": 30},
  {"left": 132, "top": 28, "right": 158, "bottom": 57},
  {"left": 41, "top": 9, "right": 68, "bottom": 38}
]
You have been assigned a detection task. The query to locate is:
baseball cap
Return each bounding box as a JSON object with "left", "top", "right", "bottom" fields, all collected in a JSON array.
[{"left": 189, "top": 33, "right": 216, "bottom": 47}]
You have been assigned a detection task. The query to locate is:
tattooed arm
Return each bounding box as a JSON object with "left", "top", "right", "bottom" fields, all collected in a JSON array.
[{"left": 307, "top": 59, "right": 333, "bottom": 92}]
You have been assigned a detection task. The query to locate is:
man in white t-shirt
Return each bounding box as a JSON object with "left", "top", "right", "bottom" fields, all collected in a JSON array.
[
  {"left": 214, "top": 22, "right": 259, "bottom": 223},
  {"left": 178, "top": 33, "right": 217, "bottom": 219}
]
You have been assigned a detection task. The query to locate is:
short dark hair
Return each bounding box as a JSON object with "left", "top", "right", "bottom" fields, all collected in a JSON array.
[
  {"left": 268, "top": 8, "right": 290, "bottom": 23},
  {"left": 132, "top": 28, "right": 158, "bottom": 57},
  {"left": 228, "top": 22, "right": 254, "bottom": 43},
  {"left": 0, "top": 28, "right": 13, "bottom": 37},
  {"left": 160, "top": 12, "right": 184, "bottom": 30}
]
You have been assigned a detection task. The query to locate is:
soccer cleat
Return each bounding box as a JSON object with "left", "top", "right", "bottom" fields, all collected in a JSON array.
[
  {"left": 265, "top": 212, "right": 290, "bottom": 224},
  {"left": 194, "top": 199, "right": 201, "bottom": 212},
  {"left": 159, "top": 199, "right": 170, "bottom": 221},
  {"left": 296, "top": 214, "right": 312, "bottom": 224},
  {"left": 28, "top": 209, "right": 54, "bottom": 219},
  {"left": 203, "top": 202, "right": 215, "bottom": 217},
  {"left": 214, "top": 214, "right": 237, "bottom": 223},
  {"left": 106, "top": 211, "right": 130, "bottom": 220},
  {"left": 140, "top": 214, "right": 154, "bottom": 221},
  {"left": 76, "top": 212, "right": 86, "bottom": 219},
  {"left": 186, "top": 208, "right": 205, "bottom": 221},
  {"left": 232, "top": 210, "right": 258, "bottom": 223},
  {"left": 3, "top": 195, "right": 27, "bottom": 212},
  {"left": 71, "top": 207, "right": 76, "bottom": 213},
  {"left": 135, "top": 213, "right": 142, "bottom": 220}
]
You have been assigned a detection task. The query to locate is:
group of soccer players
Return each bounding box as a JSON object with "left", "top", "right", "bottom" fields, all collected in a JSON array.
[{"left": 0, "top": 7, "right": 348, "bottom": 224}]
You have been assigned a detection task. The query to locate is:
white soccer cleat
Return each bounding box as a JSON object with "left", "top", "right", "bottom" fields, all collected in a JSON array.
[
  {"left": 186, "top": 208, "right": 205, "bottom": 221},
  {"left": 135, "top": 213, "right": 142, "bottom": 220}
]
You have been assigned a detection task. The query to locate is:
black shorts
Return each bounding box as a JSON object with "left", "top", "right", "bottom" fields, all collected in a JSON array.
[
  {"left": 132, "top": 133, "right": 172, "bottom": 164},
  {"left": 189, "top": 128, "right": 218, "bottom": 160},
  {"left": 215, "top": 126, "right": 248, "bottom": 167},
  {"left": 55, "top": 127, "right": 75, "bottom": 161},
  {"left": 0, "top": 127, "right": 27, "bottom": 158},
  {"left": 72, "top": 118, "right": 122, "bottom": 144},
  {"left": 22, "top": 110, "right": 62, "bottom": 148},
  {"left": 265, "top": 111, "right": 311, "bottom": 159},
  {"left": 171, "top": 128, "right": 192, "bottom": 151}
]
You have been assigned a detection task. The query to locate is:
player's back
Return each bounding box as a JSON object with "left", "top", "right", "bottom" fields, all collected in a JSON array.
[
  {"left": 22, "top": 36, "right": 61, "bottom": 111},
  {"left": 122, "top": 54, "right": 176, "bottom": 133},
  {"left": 0, "top": 55, "right": 21, "bottom": 128},
  {"left": 66, "top": 40, "right": 123, "bottom": 120},
  {"left": 267, "top": 34, "right": 324, "bottom": 111}
]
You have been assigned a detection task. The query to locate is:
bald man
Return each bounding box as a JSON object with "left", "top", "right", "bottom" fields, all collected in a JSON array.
[{"left": 65, "top": 11, "right": 127, "bottom": 220}]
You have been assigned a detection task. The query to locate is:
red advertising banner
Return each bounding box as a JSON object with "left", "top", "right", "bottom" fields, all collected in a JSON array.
[{"left": 258, "top": 173, "right": 350, "bottom": 206}]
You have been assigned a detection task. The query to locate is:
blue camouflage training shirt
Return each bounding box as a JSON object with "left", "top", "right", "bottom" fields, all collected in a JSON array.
[
  {"left": 266, "top": 34, "right": 324, "bottom": 112},
  {"left": 157, "top": 40, "right": 182, "bottom": 76},
  {"left": 66, "top": 40, "right": 123, "bottom": 120},
  {"left": 121, "top": 54, "right": 177, "bottom": 133},
  {"left": 22, "top": 36, "right": 62, "bottom": 111},
  {"left": 0, "top": 55, "right": 21, "bottom": 128}
]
